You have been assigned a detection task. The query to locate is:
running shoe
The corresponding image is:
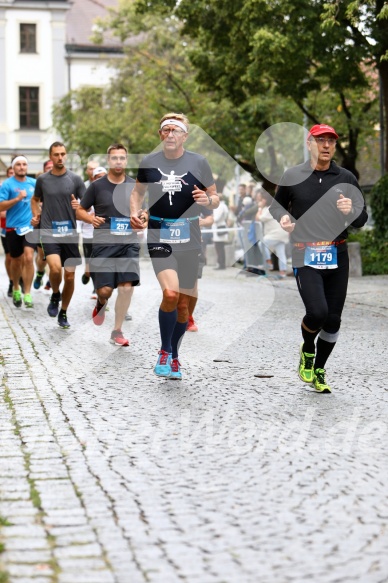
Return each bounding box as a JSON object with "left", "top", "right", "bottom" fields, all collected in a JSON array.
[
  {"left": 47, "top": 293, "right": 61, "bottom": 317},
  {"left": 92, "top": 301, "right": 106, "bottom": 326},
  {"left": 81, "top": 273, "right": 90, "bottom": 285},
  {"left": 125, "top": 312, "right": 132, "bottom": 321},
  {"left": 58, "top": 312, "right": 71, "bottom": 329},
  {"left": 154, "top": 350, "right": 172, "bottom": 377},
  {"left": 12, "top": 289, "right": 22, "bottom": 308},
  {"left": 110, "top": 329, "right": 130, "bottom": 346},
  {"left": 298, "top": 343, "right": 315, "bottom": 383},
  {"left": 44, "top": 280, "right": 51, "bottom": 290},
  {"left": 312, "top": 368, "right": 331, "bottom": 393},
  {"left": 33, "top": 272, "right": 44, "bottom": 290},
  {"left": 170, "top": 358, "right": 182, "bottom": 380},
  {"left": 23, "top": 293, "right": 33, "bottom": 308},
  {"left": 7, "top": 281, "right": 13, "bottom": 297},
  {"left": 186, "top": 315, "right": 198, "bottom": 332}
]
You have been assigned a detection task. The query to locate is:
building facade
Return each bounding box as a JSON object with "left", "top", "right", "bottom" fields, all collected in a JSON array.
[{"left": 0, "top": 0, "right": 122, "bottom": 175}]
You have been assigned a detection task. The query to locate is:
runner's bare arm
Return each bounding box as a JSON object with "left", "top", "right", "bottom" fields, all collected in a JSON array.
[
  {"left": 130, "top": 181, "right": 148, "bottom": 229},
  {"left": 192, "top": 183, "right": 219, "bottom": 209}
]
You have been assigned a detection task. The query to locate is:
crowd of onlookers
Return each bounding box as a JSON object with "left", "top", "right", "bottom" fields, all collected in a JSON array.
[{"left": 210, "top": 182, "right": 291, "bottom": 276}]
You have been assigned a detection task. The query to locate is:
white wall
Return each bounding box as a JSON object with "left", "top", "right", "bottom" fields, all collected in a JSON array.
[
  {"left": 4, "top": 9, "right": 54, "bottom": 150},
  {"left": 68, "top": 55, "right": 119, "bottom": 90}
]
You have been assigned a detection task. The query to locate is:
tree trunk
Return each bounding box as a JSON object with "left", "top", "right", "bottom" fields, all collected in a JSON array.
[{"left": 380, "top": 59, "right": 388, "bottom": 174}]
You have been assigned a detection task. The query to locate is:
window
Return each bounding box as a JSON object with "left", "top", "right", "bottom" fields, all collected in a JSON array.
[
  {"left": 20, "top": 23, "right": 36, "bottom": 53},
  {"left": 19, "top": 87, "right": 39, "bottom": 129}
]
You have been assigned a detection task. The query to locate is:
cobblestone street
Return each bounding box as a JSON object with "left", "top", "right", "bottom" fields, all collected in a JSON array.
[{"left": 1, "top": 257, "right": 387, "bottom": 583}]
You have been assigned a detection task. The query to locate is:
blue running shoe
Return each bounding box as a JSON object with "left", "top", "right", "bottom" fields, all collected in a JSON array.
[
  {"left": 58, "top": 311, "right": 70, "bottom": 329},
  {"left": 47, "top": 293, "right": 60, "bottom": 317},
  {"left": 170, "top": 358, "right": 182, "bottom": 380},
  {"left": 154, "top": 350, "right": 172, "bottom": 377},
  {"left": 33, "top": 271, "right": 44, "bottom": 290}
]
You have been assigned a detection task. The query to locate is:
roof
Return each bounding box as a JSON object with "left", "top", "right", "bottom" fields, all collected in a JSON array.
[{"left": 66, "top": 0, "right": 122, "bottom": 49}]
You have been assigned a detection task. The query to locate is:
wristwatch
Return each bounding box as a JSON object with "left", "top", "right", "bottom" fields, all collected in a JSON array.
[{"left": 206, "top": 194, "right": 212, "bottom": 207}]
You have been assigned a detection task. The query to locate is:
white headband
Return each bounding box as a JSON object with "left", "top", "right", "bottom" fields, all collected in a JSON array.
[
  {"left": 11, "top": 156, "right": 28, "bottom": 168},
  {"left": 160, "top": 119, "right": 188, "bottom": 133}
]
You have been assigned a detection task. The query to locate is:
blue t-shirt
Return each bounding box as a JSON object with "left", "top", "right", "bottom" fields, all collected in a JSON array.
[{"left": 0, "top": 176, "right": 36, "bottom": 228}]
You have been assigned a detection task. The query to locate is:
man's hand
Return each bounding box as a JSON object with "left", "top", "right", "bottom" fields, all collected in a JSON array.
[
  {"left": 280, "top": 214, "right": 295, "bottom": 233},
  {"left": 130, "top": 210, "right": 148, "bottom": 230},
  {"left": 31, "top": 214, "right": 40, "bottom": 227},
  {"left": 17, "top": 189, "right": 27, "bottom": 202},
  {"left": 91, "top": 216, "right": 105, "bottom": 228},
  {"left": 71, "top": 194, "right": 80, "bottom": 210},
  {"left": 336, "top": 193, "right": 352, "bottom": 215},
  {"left": 192, "top": 185, "right": 210, "bottom": 206}
]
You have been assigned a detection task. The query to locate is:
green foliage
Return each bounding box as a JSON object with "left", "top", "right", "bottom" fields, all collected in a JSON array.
[
  {"left": 52, "top": 1, "right": 302, "bottom": 178},
  {"left": 369, "top": 173, "right": 388, "bottom": 240},
  {"left": 348, "top": 229, "right": 388, "bottom": 275},
  {"left": 52, "top": 0, "right": 385, "bottom": 181},
  {"left": 132, "top": 0, "right": 384, "bottom": 177}
]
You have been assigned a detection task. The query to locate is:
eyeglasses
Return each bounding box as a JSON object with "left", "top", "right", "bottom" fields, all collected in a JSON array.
[
  {"left": 312, "top": 137, "right": 337, "bottom": 146},
  {"left": 160, "top": 128, "right": 186, "bottom": 136}
]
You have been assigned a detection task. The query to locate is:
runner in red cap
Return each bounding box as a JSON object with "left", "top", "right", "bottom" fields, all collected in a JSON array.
[{"left": 270, "top": 124, "right": 368, "bottom": 393}]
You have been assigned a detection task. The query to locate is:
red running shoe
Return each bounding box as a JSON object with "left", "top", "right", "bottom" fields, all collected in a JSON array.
[
  {"left": 186, "top": 315, "right": 198, "bottom": 332},
  {"left": 110, "top": 329, "right": 130, "bottom": 346},
  {"left": 92, "top": 301, "right": 106, "bottom": 326}
]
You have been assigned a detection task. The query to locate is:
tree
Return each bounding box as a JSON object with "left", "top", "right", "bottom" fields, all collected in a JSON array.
[
  {"left": 133, "top": 0, "right": 385, "bottom": 176},
  {"left": 52, "top": 0, "right": 303, "bottom": 188}
]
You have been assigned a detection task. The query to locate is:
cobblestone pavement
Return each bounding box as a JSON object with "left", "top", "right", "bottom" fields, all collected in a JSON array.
[{"left": 0, "top": 256, "right": 387, "bottom": 583}]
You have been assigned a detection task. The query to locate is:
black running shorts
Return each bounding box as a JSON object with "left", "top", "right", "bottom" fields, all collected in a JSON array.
[
  {"left": 40, "top": 240, "right": 82, "bottom": 267},
  {"left": 90, "top": 243, "right": 140, "bottom": 289},
  {"left": 148, "top": 244, "right": 201, "bottom": 290}
]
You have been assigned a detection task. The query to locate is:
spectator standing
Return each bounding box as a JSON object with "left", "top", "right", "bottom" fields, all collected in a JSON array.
[
  {"left": 212, "top": 195, "right": 230, "bottom": 270},
  {"left": 256, "top": 190, "right": 289, "bottom": 277}
]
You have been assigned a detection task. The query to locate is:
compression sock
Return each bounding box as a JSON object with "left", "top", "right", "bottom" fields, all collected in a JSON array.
[
  {"left": 301, "top": 322, "right": 320, "bottom": 354},
  {"left": 314, "top": 330, "right": 339, "bottom": 369},
  {"left": 171, "top": 320, "right": 188, "bottom": 359},
  {"left": 159, "top": 308, "right": 177, "bottom": 353}
]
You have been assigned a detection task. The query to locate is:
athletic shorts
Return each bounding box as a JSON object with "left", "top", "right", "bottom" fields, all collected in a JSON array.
[
  {"left": 6, "top": 229, "right": 36, "bottom": 259},
  {"left": 1, "top": 234, "right": 9, "bottom": 255},
  {"left": 40, "top": 240, "right": 82, "bottom": 268},
  {"left": 83, "top": 241, "right": 93, "bottom": 260},
  {"left": 90, "top": 243, "right": 140, "bottom": 289},
  {"left": 148, "top": 244, "right": 201, "bottom": 290}
]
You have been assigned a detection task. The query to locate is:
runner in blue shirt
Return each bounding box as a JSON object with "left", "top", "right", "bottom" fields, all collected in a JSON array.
[{"left": 0, "top": 155, "right": 36, "bottom": 308}]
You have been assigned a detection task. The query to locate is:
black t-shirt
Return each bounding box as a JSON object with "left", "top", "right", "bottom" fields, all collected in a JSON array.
[
  {"left": 81, "top": 175, "right": 137, "bottom": 244},
  {"left": 270, "top": 160, "right": 368, "bottom": 266},
  {"left": 137, "top": 149, "right": 214, "bottom": 250}
]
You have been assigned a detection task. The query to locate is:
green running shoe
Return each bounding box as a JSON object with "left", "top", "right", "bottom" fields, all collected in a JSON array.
[
  {"left": 12, "top": 289, "right": 22, "bottom": 308},
  {"left": 298, "top": 343, "right": 315, "bottom": 383},
  {"left": 23, "top": 293, "right": 33, "bottom": 308},
  {"left": 312, "top": 368, "right": 331, "bottom": 393}
]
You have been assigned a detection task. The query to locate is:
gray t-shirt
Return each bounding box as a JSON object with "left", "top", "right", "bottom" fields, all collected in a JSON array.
[{"left": 35, "top": 170, "right": 85, "bottom": 238}]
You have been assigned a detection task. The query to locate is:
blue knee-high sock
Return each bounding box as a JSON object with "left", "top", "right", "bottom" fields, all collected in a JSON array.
[
  {"left": 171, "top": 320, "right": 188, "bottom": 359},
  {"left": 159, "top": 308, "right": 177, "bottom": 353}
]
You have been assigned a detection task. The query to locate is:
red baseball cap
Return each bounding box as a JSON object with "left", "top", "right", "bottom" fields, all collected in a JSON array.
[{"left": 307, "top": 124, "right": 339, "bottom": 141}]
